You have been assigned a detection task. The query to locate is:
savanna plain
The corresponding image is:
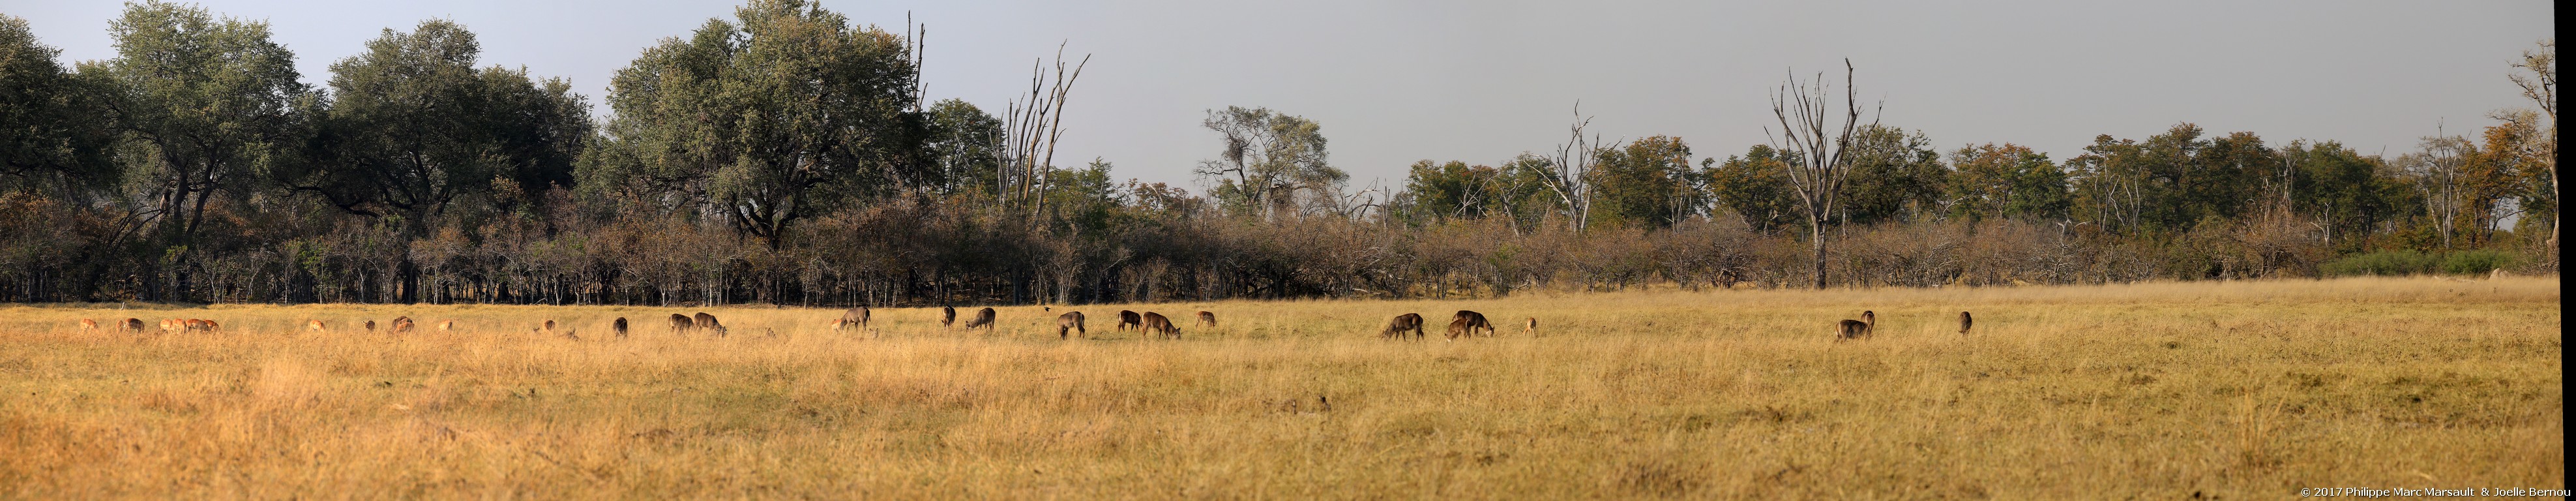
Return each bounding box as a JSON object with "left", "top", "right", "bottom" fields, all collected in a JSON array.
[{"left": 0, "top": 276, "right": 2561, "bottom": 499}]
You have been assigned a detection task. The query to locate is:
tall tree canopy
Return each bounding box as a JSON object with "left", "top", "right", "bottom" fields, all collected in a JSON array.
[
  {"left": 1195, "top": 106, "right": 1340, "bottom": 219},
  {"left": 592, "top": 0, "right": 924, "bottom": 247}
]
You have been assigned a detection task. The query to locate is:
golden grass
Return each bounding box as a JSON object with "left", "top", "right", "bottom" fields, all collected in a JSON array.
[{"left": 0, "top": 276, "right": 2560, "bottom": 499}]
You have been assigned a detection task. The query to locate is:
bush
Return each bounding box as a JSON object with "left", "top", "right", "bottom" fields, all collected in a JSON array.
[
  {"left": 2320, "top": 249, "right": 2521, "bottom": 277},
  {"left": 2438, "top": 249, "right": 2519, "bottom": 275},
  {"left": 2320, "top": 250, "right": 2438, "bottom": 277}
]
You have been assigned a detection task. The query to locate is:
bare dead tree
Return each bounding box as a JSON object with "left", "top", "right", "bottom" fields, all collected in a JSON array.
[
  {"left": 1539, "top": 104, "right": 1616, "bottom": 233},
  {"left": 1000, "top": 43, "right": 1090, "bottom": 220},
  {"left": 2506, "top": 38, "right": 2556, "bottom": 263},
  {"left": 1768, "top": 59, "right": 1880, "bottom": 289}
]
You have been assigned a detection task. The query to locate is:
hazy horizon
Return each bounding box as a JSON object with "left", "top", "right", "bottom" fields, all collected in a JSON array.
[{"left": 4, "top": 0, "right": 2554, "bottom": 191}]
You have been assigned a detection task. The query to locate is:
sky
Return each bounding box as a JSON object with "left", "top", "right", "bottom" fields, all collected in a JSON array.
[{"left": 4, "top": 1, "right": 2556, "bottom": 191}]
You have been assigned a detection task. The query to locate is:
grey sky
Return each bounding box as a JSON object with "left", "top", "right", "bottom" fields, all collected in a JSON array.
[{"left": 5, "top": 1, "right": 2554, "bottom": 192}]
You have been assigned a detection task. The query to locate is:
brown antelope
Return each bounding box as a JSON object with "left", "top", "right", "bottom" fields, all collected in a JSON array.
[
  {"left": 160, "top": 318, "right": 185, "bottom": 333},
  {"left": 392, "top": 319, "right": 415, "bottom": 334},
  {"left": 963, "top": 307, "right": 996, "bottom": 330},
  {"left": 612, "top": 317, "right": 629, "bottom": 338},
  {"left": 542, "top": 320, "right": 555, "bottom": 331},
  {"left": 1380, "top": 313, "right": 1425, "bottom": 341},
  {"left": 186, "top": 319, "right": 218, "bottom": 333},
  {"left": 1522, "top": 317, "right": 1537, "bottom": 336},
  {"left": 1116, "top": 310, "right": 1142, "bottom": 331},
  {"left": 693, "top": 312, "right": 726, "bottom": 336},
  {"left": 122, "top": 318, "right": 145, "bottom": 333},
  {"left": 840, "top": 307, "right": 870, "bottom": 330},
  {"left": 1835, "top": 311, "right": 1875, "bottom": 341},
  {"left": 306, "top": 320, "right": 327, "bottom": 333},
  {"left": 79, "top": 319, "right": 98, "bottom": 331},
  {"left": 1957, "top": 311, "right": 1973, "bottom": 335},
  {"left": 438, "top": 320, "right": 458, "bottom": 331},
  {"left": 1057, "top": 311, "right": 1087, "bottom": 339},
  {"left": 1451, "top": 311, "right": 1496, "bottom": 337},
  {"left": 941, "top": 306, "right": 957, "bottom": 328},
  {"left": 1140, "top": 312, "right": 1180, "bottom": 339},
  {"left": 669, "top": 314, "right": 693, "bottom": 333},
  {"left": 1196, "top": 311, "right": 1217, "bottom": 327},
  {"left": 363, "top": 320, "right": 378, "bottom": 331}
]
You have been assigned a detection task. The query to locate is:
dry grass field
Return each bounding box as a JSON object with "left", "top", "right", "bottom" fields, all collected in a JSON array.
[{"left": 0, "top": 277, "right": 2560, "bottom": 499}]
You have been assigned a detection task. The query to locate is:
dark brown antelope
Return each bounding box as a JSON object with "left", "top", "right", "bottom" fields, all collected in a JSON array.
[
  {"left": 1957, "top": 311, "right": 1973, "bottom": 335},
  {"left": 669, "top": 314, "right": 693, "bottom": 333},
  {"left": 942, "top": 306, "right": 957, "bottom": 328},
  {"left": 363, "top": 320, "right": 377, "bottom": 331},
  {"left": 1380, "top": 313, "right": 1425, "bottom": 341},
  {"left": 1196, "top": 311, "right": 1217, "bottom": 327},
  {"left": 1116, "top": 310, "right": 1142, "bottom": 331},
  {"left": 1836, "top": 311, "right": 1875, "bottom": 341},
  {"left": 962, "top": 307, "right": 997, "bottom": 330},
  {"left": 840, "top": 307, "right": 870, "bottom": 330},
  {"left": 122, "top": 318, "right": 145, "bottom": 333},
  {"left": 1057, "top": 311, "right": 1088, "bottom": 339},
  {"left": 1140, "top": 312, "right": 1180, "bottom": 339},
  {"left": 1451, "top": 311, "right": 1496, "bottom": 337},
  {"left": 693, "top": 312, "right": 726, "bottom": 336},
  {"left": 613, "top": 317, "right": 629, "bottom": 338}
]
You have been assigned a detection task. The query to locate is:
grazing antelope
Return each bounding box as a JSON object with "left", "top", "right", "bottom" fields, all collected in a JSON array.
[
  {"left": 840, "top": 307, "right": 870, "bottom": 330},
  {"left": 670, "top": 314, "right": 694, "bottom": 333},
  {"left": 693, "top": 312, "right": 726, "bottom": 336},
  {"left": 1957, "top": 311, "right": 1973, "bottom": 335},
  {"left": 306, "top": 320, "right": 327, "bottom": 333},
  {"left": 185, "top": 319, "right": 218, "bottom": 333},
  {"left": 79, "top": 318, "right": 98, "bottom": 331},
  {"left": 1140, "top": 312, "right": 1180, "bottom": 339},
  {"left": 1380, "top": 313, "right": 1425, "bottom": 341},
  {"left": 1196, "top": 311, "right": 1217, "bottom": 327},
  {"left": 1057, "top": 311, "right": 1087, "bottom": 339},
  {"left": 1523, "top": 317, "right": 1537, "bottom": 336},
  {"left": 363, "top": 320, "right": 378, "bottom": 331},
  {"left": 542, "top": 320, "right": 555, "bottom": 331},
  {"left": 1835, "top": 311, "right": 1875, "bottom": 341},
  {"left": 613, "top": 317, "right": 629, "bottom": 338},
  {"left": 1451, "top": 311, "right": 1496, "bottom": 337},
  {"left": 122, "top": 318, "right": 145, "bottom": 333},
  {"left": 963, "top": 307, "right": 996, "bottom": 330},
  {"left": 1116, "top": 311, "right": 1142, "bottom": 331},
  {"left": 941, "top": 307, "right": 957, "bottom": 328},
  {"left": 438, "top": 320, "right": 458, "bottom": 331},
  {"left": 392, "top": 319, "right": 415, "bottom": 334},
  {"left": 160, "top": 318, "right": 184, "bottom": 334}
]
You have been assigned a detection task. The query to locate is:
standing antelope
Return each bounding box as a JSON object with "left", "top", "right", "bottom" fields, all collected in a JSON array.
[
  {"left": 613, "top": 317, "right": 629, "bottom": 338},
  {"left": 1450, "top": 311, "right": 1496, "bottom": 337},
  {"left": 1196, "top": 311, "right": 1217, "bottom": 327},
  {"left": 159, "top": 319, "right": 184, "bottom": 334},
  {"left": 963, "top": 307, "right": 996, "bottom": 330},
  {"left": 840, "top": 307, "right": 870, "bottom": 331},
  {"left": 1057, "top": 311, "right": 1087, "bottom": 339},
  {"left": 1957, "top": 311, "right": 1973, "bottom": 335},
  {"left": 306, "top": 320, "right": 327, "bottom": 333},
  {"left": 186, "top": 319, "right": 219, "bottom": 333},
  {"left": 941, "top": 306, "right": 957, "bottom": 328},
  {"left": 392, "top": 318, "right": 415, "bottom": 334},
  {"left": 363, "top": 320, "right": 378, "bottom": 331},
  {"left": 1140, "top": 312, "right": 1179, "bottom": 339},
  {"left": 669, "top": 314, "right": 694, "bottom": 333},
  {"left": 1836, "top": 311, "right": 1875, "bottom": 341},
  {"left": 122, "top": 318, "right": 145, "bottom": 333},
  {"left": 1116, "top": 311, "right": 1142, "bottom": 331},
  {"left": 438, "top": 320, "right": 458, "bottom": 331},
  {"left": 79, "top": 319, "right": 98, "bottom": 331},
  {"left": 1522, "top": 317, "right": 1537, "bottom": 336},
  {"left": 693, "top": 312, "right": 726, "bottom": 336},
  {"left": 1380, "top": 313, "right": 1425, "bottom": 341}
]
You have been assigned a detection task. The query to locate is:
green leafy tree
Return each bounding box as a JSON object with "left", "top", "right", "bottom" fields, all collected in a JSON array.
[
  {"left": 2283, "top": 140, "right": 2401, "bottom": 250},
  {"left": 594, "top": 0, "right": 923, "bottom": 248},
  {"left": 1194, "top": 106, "right": 1340, "bottom": 219},
  {"left": 1705, "top": 145, "right": 1801, "bottom": 234},
  {"left": 1838, "top": 125, "right": 1944, "bottom": 224},
  {"left": 96, "top": 0, "right": 307, "bottom": 298},
  {"left": 1403, "top": 160, "right": 1500, "bottom": 222},
  {"left": 925, "top": 98, "right": 1003, "bottom": 196},
  {"left": 1586, "top": 135, "right": 1698, "bottom": 229},
  {"left": 1946, "top": 143, "right": 2069, "bottom": 220},
  {"left": 0, "top": 15, "right": 119, "bottom": 196}
]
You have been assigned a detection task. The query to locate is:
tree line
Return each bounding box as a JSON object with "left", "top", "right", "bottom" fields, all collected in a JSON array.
[{"left": 0, "top": 1, "right": 2556, "bottom": 307}]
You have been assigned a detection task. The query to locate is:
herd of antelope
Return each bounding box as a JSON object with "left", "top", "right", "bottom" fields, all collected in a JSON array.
[{"left": 68, "top": 306, "right": 1979, "bottom": 341}]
